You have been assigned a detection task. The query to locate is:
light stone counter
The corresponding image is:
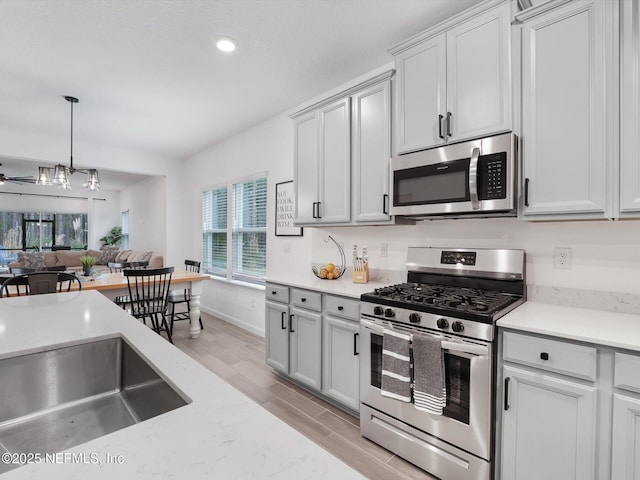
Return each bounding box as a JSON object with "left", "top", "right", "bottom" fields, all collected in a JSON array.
[
  {"left": 0, "top": 290, "right": 365, "bottom": 479},
  {"left": 266, "top": 269, "right": 405, "bottom": 299},
  {"left": 497, "top": 301, "right": 640, "bottom": 352}
]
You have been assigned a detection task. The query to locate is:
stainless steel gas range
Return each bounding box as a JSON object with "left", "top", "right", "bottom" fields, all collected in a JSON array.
[{"left": 359, "top": 247, "right": 526, "bottom": 480}]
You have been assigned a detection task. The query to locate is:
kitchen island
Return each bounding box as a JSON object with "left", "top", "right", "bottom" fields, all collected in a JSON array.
[{"left": 0, "top": 290, "right": 365, "bottom": 479}]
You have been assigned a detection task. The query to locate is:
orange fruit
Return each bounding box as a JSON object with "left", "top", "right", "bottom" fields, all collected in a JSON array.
[
  {"left": 327, "top": 272, "right": 335, "bottom": 280},
  {"left": 326, "top": 263, "right": 335, "bottom": 273}
]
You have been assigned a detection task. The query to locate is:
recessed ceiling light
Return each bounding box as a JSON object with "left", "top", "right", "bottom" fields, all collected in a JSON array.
[{"left": 216, "top": 36, "right": 237, "bottom": 53}]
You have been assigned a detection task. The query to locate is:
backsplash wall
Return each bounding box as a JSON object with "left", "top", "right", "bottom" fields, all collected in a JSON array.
[{"left": 289, "top": 218, "right": 640, "bottom": 296}]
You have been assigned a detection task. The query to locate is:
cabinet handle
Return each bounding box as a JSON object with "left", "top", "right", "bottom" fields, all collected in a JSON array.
[
  {"left": 317, "top": 201, "right": 322, "bottom": 219},
  {"left": 289, "top": 314, "right": 295, "bottom": 333},
  {"left": 438, "top": 114, "right": 444, "bottom": 139},
  {"left": 504, "top": 377, "right": 510, "bottom": 411},
  {"left": 272, "top": 290, "right": 277, "bottom": 295},
  {"left": 540, "top": 352, "right": 549, "bottom": 361},
  {"left": 446, "top": 112, "right": 452, "bottom": 137},
  {"left": 524, "top": 178, "right": 530, "bottom": 207},
  {"left": 312, "top": 202, "right": 317, "bottom": 219},
  {"left": 281, "top": 311, "right": 286, "bottom": 330},
  {"left": 354, "top": 332, "right": 359, "bottom": 355},
  {"left": 383, "top": 194, "right": 389, "bottom": 215},
  {"left": 301, "top": 298, "right": 306, "bottom": 302},
  {"left": 337, "top": 305, "right": 343, "bottom": 311}
]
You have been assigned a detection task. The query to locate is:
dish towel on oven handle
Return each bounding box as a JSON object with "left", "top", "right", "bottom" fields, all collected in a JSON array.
[
  {"left": 412, "top": 332, "right": 446, "bottom": 415},
  {"left": 380, "top": 328, "right": 412, "bottom": 402}
]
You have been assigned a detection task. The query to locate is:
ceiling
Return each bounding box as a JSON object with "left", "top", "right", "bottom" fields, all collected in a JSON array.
[{"left": 0, "top": 0, "right": 480, "bottom": 188}]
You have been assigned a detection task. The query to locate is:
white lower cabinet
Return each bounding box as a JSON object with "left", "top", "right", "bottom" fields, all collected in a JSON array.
[
  {"left": 501, "top": 364, "right": 597, "bottom": 480},
  {"left": 322, "top": 315, "right": 359, "bottom": 411},
  {"left": 289, "top": 306, "right": 322, "bottom": 390},
  {"left": 611, "top": 394, "right": 640, "bottom": 480},
  {"left": 265, "top": 282, "right": 360, "bottom": 413}
]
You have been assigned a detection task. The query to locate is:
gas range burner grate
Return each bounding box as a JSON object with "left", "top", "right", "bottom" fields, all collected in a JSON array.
[{"left": 368, "top": 282, "right": 519, "bottom": 317}]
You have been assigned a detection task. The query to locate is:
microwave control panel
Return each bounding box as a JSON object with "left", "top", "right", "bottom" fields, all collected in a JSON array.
[{"left": 478, "top": 152, "right": 507, "bottom": 200}]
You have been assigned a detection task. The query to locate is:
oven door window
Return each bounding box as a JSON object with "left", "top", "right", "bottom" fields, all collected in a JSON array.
[
  {"left": 370, "top": 333, "right": 383, "bottom": 389},
  {"left": 393, "top": 157, "right": 470, "bottom": 206},
  {"left": 443, "top": 353, "right": 471, "bottom": 424}
]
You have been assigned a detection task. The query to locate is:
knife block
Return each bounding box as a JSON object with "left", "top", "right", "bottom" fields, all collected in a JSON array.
[{"left": 352, "top": 264, "right": 369, "bottom": 284}]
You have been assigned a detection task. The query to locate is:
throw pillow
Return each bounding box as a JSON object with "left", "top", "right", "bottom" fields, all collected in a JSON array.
[
  {"left": 96, "top": 246, "right": 119, "bottom": 265},
  {"left": 115, "top": 250, "right": 132, "bottom": 262},
  {"left": 129, "top": 251, "right": 153, "bottom": 263},
  {"left": 16, "top": 252, "right": 46, "bottom": 268}
]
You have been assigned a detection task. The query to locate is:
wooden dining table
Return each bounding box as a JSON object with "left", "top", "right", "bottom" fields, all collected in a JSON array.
[{"left": 0, "top": 270, "right": 210, "bottom": 338}]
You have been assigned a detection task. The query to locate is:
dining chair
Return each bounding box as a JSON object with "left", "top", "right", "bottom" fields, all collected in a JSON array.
[
  {"left": 168, "top": 260, "right": 203, "bottom": 335},
  {"left": 9, "top": 267, "right": 36, "bottom": 275},
  {"left": 129, "top": 260, "right": 149, "bottom": 269},
  {"left": 0, "top": 275, "right": 29, "bottom": 297},
  {"left": 0, "top": 272, "right": 81, "bottom": 297},
  {"left": 124, "top": 267, "right": 174, "bottom": 343}
]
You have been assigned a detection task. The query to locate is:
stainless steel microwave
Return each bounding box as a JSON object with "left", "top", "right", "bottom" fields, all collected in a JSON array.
[{"left": 390, "top": 133, "right": 517, "bottom": 219}]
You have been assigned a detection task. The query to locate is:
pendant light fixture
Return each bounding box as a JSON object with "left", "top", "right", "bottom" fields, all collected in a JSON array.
[{"left": 37, "top": 96, "right": 100, "bottom": 191}]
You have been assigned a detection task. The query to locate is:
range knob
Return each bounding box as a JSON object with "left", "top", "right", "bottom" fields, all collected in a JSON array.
[
  {"left": 436, "top": 318, "right": 449, "bottom": 329},
  {"left": 373, "top": 306, "right": 384, "bottom": 316},
  {"left": 384, "top": 308, "right": 395, "bottom": 318},
  {"left": 451, "top": 321, "right": 465, "bottom": 333},
  {"left": 409, "top": 313, "right": 421, "bottom": 323}
]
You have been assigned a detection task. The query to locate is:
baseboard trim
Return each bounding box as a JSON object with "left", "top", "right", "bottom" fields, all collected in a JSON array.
[{"left": 200, "top": 306, "right": 265, "bottom": 338}]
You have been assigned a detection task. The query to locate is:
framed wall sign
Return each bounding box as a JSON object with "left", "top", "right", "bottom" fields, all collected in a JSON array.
[{"left": 275, "top": 181, "right": 303, "bottom": 236}]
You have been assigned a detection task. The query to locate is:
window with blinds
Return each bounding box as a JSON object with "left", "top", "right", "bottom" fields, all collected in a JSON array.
[
  {"left": 202, "top": 186, "right": 228, "bottom": 277},
  {"left": 121, "top": 210, "right": 129, "bottom": 249},
  {"left": 232, "top": 176, "right": 267, "bottom": 283}
]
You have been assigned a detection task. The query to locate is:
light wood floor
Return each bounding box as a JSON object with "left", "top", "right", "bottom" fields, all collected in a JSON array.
[{"left": 171, "top": 312, "right": 437, "bottom": 480}]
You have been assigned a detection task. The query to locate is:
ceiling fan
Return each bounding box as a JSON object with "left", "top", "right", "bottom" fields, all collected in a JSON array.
[{"left": 0, "top": 163, "right": 37, "bottom": 185}]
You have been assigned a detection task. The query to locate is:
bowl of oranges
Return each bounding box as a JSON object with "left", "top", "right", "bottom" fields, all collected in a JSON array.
[{"left": 312, "top": 262, "right": 344, "bottom": 280}]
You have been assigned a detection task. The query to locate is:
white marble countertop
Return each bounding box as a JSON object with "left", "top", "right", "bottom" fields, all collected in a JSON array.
[
  {"left": 497, "top": 301, "right": 640, "bottom": 352},
  {"left": 0, "top": 290, "right": 364, "bottom": 479},
  {"left": 266, "top": 270, "right": 405, "bottom": 299}
]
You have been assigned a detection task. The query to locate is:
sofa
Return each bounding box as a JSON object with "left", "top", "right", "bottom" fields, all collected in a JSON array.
[{"left": 8, "top": 247, "right": 164, "bottom": 274}]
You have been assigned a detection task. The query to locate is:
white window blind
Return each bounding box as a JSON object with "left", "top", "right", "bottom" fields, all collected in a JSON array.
[
  {"left": 202, "top": 186, "right": 227, "bottom": 277},
  {"left": 232, "top": 176, "right": 267, "bottom": 283}
]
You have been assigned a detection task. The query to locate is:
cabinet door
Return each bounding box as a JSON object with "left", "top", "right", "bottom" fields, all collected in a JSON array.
[
  {"left": 293, "top": 111, "right": 319, "bottom": 224},
  {"left": 265, "top": 301, "right": 289, "bottom": 374},
  {"left": 289, "top": 306, "right": 322, "bottom": 390},
  {"left": 318, "top": 97, "right": 351, "bottom": 224},
  {"left": 521, "top": 0, "right": 608, "bottom": 217},
  {"left": 501, "top": 365, "right": 597, "bottom": 480},
  {"left": 620, "top": 0, "right": 640, "bottom": 214},
  {"left": 352, "top": 79, "right": 391, "bottom": 222},
  {"left": 446, "top": 2, "right": 511, "bottom": 143},
  {"left": 322, "top": 315, "right": 359, "bottom": 411},
  {"left": 394, "top": 34, "right": 447, "bottom": 154},
  {"left": 611, "top": 393, "right": 640, "bottom": 480}
]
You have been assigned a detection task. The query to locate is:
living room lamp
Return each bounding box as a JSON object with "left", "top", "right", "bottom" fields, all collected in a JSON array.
[{"left": 37, "top": 96, "right": 100, "bottom": 191}]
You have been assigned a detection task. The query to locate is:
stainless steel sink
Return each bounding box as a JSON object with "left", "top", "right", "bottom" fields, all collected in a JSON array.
[{"left": 0, "top": 337, "right": 189, "bottom": 473}]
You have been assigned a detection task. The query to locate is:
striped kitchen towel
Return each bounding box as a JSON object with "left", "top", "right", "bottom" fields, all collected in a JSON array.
[
  {"left": 381, "top": 328, "right": 412, "bottom": 402},
  {"left": 412, "top": 332, "right": 446, "bottom": 415}
]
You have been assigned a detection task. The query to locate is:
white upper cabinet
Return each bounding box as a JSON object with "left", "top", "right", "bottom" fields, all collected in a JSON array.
[
  {"left": 519, "top": 0, "right": 614, "bottom": 218},
  {"left": 293, "top": 97, "right": 351, "bottom": 225},
  {"left": 619, "top": 0, "right": 640, "bottom": 215},
  {"left": 352, "top": 78, "right": 392, "bottom": 222},
  {"left": 392, "top": 1, "right": 511, "bottom": 155}
]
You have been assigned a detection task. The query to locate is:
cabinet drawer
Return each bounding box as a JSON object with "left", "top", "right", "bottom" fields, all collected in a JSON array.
[
  {"left": 325, "top": 295, "right": 360, "bottom": 321},
  {"left": 265, "top": 284, "right": 289, "bottom": 304},
  {"left": 615, "top": 352, "right": 640, "bottom": 394},
  {"left": 502, "top": 331, "right": 597, "bottom": 381},
  {"left": 291, "top": 288, "right": 322, "bottom": 312}
]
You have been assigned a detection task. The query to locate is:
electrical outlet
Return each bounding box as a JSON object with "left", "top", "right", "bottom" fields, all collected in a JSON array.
[
  {"left": 380, "top": 243, "right": 388, "bottom": 258},
  {"left": 554, "top": 247, "right": 572, "bottom": 269},
  {"left": 283, "top": 242, "right": 290, "bottom": 253}
]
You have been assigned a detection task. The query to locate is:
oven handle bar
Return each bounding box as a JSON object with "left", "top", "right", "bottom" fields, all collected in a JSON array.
[{"left": 360, "top": 318, "right": 489, "bottom": 357}]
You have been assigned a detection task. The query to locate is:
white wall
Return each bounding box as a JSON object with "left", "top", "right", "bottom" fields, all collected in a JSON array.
[
  {"left": 120, "top": 176, "right": 166, "bottom": 254},
  {"left": 182, "top": 114, "right": 310, "bottom": 335}
]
